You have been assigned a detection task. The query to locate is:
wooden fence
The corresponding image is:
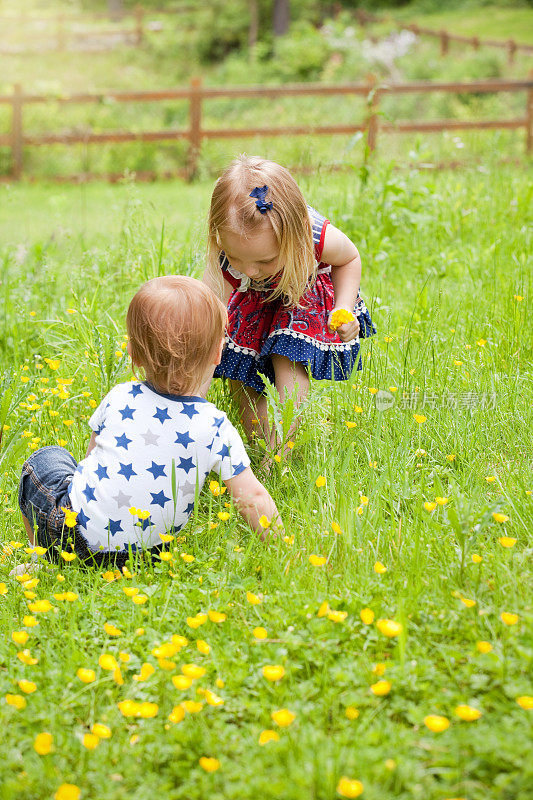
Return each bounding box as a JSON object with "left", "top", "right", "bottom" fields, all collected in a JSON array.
[
  {"left": 354, "top": 9, "right": 533, "bottom": 65},
  {"left": 1, "top": 76, "right": 532, "bottom": 182}
]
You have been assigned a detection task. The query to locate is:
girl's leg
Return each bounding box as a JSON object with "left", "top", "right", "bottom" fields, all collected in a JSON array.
[
  {"left": 271, "top": 355, "right": 310, "bottom": 454},
  {"left": 229, "top": 379, "right": 270, "bottom": 442}
]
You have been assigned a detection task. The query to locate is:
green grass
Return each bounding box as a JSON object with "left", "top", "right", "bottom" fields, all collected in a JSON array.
[
  {"left": 0, "top": 161, "right": 532, "bottom": 799},
  {"left": 390, "top": 4, "right": 533, "bottom": 45}
]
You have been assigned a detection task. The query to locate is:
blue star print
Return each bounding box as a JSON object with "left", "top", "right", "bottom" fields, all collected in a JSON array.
[
  {"left": 82, "top": 484, "right": 96, "bottom": 503},
  {"left": 118, "top": 462, "right": 137, "bottom": 481},
  {"left": 119, "top": 405, "right": 135, "bottom": 421},
  {"left": 181, "top": 404, "right": 199, "bottom": 420},
  {"left": 76, "top": 508, "right": 90, "bottom": 529},
  {"left": 138, "top": 515, "right": 152, "bottom": 531},
  {"left": 147, "top": 461, "right": 166, "bottom": 479},
  {"left": 212, "top": 416, "right": 224, "bottom": 429},
  {"left": 153, "top": 407, "right": 171, "bottom": 425},
  {"left": 177, "top": 456, "right": 195, "bottom": 474},
  {"left": 217, "top": 443, "right": 230, "bottom": 459},
  {"left": 232, "top": 461, "right": 246, "bottom": 475},
  {"left": 129, "top": 384, "right": 143, "bottom": 398},
  {"left": 115, "top": 432, "right": 132, "bottom": 450},
  {"left": 185, "top": 501, "right": 195, "bottom": 515},
  {"left": 175, "top": 430, "right": 193, "bottom": 448},
  {"left": 150, "top": 489, "right": 171, "bottom": 508},
  {"left": 107, "top": 519, "right": 123, "bottom": 536},
  {"left": 94, "top": 464, "right": 109, "bottom": 481}
]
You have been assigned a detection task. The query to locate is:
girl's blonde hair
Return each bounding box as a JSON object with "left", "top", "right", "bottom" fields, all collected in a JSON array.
[
  {"left": 126, "top": 276, "right": 227, "bottom": 395},
  {"left": 207, "top": 155, "right": 316, "bottom": 306}
]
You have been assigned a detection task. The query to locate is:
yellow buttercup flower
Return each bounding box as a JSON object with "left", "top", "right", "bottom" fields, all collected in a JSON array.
[
  {"left": 246, "top": 591, "right": 261, "bottom": 605},
  {"left": 92, "top": 723, "right": 111, "bottom": 739},
  {"left": 137, "top": 702, "right": 159, "bottom": 718},
  {"left": 500, "top": 612, "right": 519, "bottom": 626},
  {"left": 181, "top": 700, "right": 203, "bottom": 713},
  {"left": 336, "top": 777, "right": 364, "bottom": 798},
  {"left": 83, "top": 733, "right": 99, "bottom": 750},
  {"left": 309, "top": 555, "right": 327, "bottom": 566},
  {"left": 331, "top": 521, "right": 343, "bottom": 534},
  {"left": 435, "top": 496, "right": 448, "bottom": 506},
  {"left": 182, "top": 663, "right": 206, "bottom": 680},
  {"left": 345, "top": 706, "right": 359, "bottom": 720},
  {"left": 197, "top": 639, "right": 210, "bottom": 655},
  {"left": 499, "top": 537, "right": 516, "bottom": 548},
  {"left": 370, "top": 680, "right": 391, "bottom": 696},
  {"left": 376, "top": 619, "right": 403, "bottom": 637},
  {"left": 199, "top": 757, "right": 220, "bottom": 773},
  {"left": 133, "top": 663, "right": 155, "bottom": 682},
  {"left": 271, "top": 709, "right": 295, "bottom": 727},
  {"left": 18, "top": 679, "right": 37, "bottom": 694},
  {"left": 12, "top": 631, "right": 29, "bottom": 645},
  {"left": 132, "top": 594, "right": 147, "bottom": 605},
  {"left": 476, "top": 641, "right": 492, "bottom": 654},
  {"left": 471, "top": 553, "right": 482, "bottom": 564},
  {"left": 172, "top": 675, "right": 193, "bottom": 690},
  {"left": 98, "top": 654, "right": 118, "bottom": 671},
  {"left": 187, "top": 614, "right": 207, "bottom": 629},
  {"left": 54, "top": 784, "right": 80, "bottom": 800},
  {"left": 328, "top": 610, "right": 348, "bottom": 623},
  {"left": 259, "top": 729, "right": 279, "bottom": 745},
  {"left": 34, "top": 732, "right": 53, "bottom": 754},
  {"left": 413, "top": 414, "right": 426, "bottom": 424},
  {"left": 262, "top": 665, "right": 285, "bottom": 682},
  {"left": 5, "top": 693, "right": 26, "bottom": 709},
  {"left": 28, "top": 599, "right": 52, "bottom": 613},
  {"left": 516, "top": 696, "right": 533, "bottom": 710},
  {"left": 459, "top": 596, "right": 476, "bottom": 608},
  {"left": 208, "top": 610, "right": 226, "bottom": 623},
  {"left": 492, "top": 512, "right": 509, "bottom": 523},
  {"left": 373, "top": 561, "right": 387, "bottom": 574},
  {"left": 315, "top": 475, "right": 326, "bottom": 487},
  {"left": 424, "top": 715, "right": 450, "bottom": 733},
  {"left": 253, "top": 627, "right": 267, "bottom": 640},
  {"left": 168, "top": 705, "right": 186, "bottom": 724},
  {"left": 209, "top": 480, "right": 226, "bottom": 496},
  {"left": 259, "top": 515, "right": 271, "bottom": 529},
  {"left": 61, "top": 551, "right": 76, "bottom": 562},
  {"left": 424, "top": 501, "right": 437, "bottom": 512},
  {"left": 205, "top": 689, "right": 224, "bottom": 707},
  {"left": 455, "top": 704, "right": 482, "bottom": 721},
  {"left": 360, "top": 608, "right": 374, "bottom": 625},
  {"left": 104, "top": 622, "right": 122, "bottom": 637},
  {"left": 217, "top": 511, "right": 230, "bottom": 522},
  {"left": 330, "top": 308, "right": 355, "bottom": 330}
]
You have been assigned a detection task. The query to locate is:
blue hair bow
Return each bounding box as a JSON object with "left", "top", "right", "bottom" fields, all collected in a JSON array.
[{"left": 249, "top": 185, "right": 273, "bottom": 214}]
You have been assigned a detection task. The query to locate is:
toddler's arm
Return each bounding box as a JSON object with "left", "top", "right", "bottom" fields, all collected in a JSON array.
[
  {"left": 322, "top": 225, "right": 362, "bottom": 342},
  {"left": 224, "top": 467, "right": 283, "bottom": 540},
  {"left": 86, "top": 431, "right": 97, "bottom": 457}
]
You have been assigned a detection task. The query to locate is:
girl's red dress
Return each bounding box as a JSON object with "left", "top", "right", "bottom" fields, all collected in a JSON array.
[{"left": 214, "top": 206, "right": 375, "bottom": 394}]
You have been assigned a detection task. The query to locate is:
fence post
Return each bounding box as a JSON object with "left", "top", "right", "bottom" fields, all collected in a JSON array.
[
  {"left": 11, "top": 83, "right": 23, "bottom": 180},
  {"left": 471, "top": 36, "right": 480, "bottom": 51},
  {"left": 248, "top": 0, "right": 258, "bottom": 51},
  {"left": 187, "top": 77, "right": 202, "bottom": 181},
  {"left": 365, "top": 74, "right": 379, "bottom": 154},
  {"left": 440, "top": 30, "right": 449, "bottom": 56},
  {"left": 135, "top": 5, "right": 144, "bottom": 46},
  {"left": 507, "top": 39, "right": 516, "bottom": 65},
  {"left": 527, "top": 71, "right": 533, "bottom": 154}
]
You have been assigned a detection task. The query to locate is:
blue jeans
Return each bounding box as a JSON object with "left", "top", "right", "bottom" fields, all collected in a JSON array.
[{"left": 18, "top": 446, "right": 161, "bottom": 568}]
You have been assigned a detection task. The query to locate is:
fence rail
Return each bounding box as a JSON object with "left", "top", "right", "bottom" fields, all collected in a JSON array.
[{"left": 1, "top": 76, "right": 532, "bottom": 181}]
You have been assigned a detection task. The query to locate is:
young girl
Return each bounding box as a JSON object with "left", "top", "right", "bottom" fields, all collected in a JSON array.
[{"left": 204, "top": 156, "right": 375, "bottom": 452}]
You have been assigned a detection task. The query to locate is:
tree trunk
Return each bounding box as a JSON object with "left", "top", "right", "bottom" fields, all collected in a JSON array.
[
  {"left": 108, "top": 0, "right": 124, "bottom": 22},
  {"left": 273, "top": 0, "right": 289, "bottom": 36}
]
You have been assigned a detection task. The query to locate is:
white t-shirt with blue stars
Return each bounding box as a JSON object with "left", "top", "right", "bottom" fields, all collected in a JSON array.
[{"left": 68, "top": 381, "right": 250, "bottom": 553}]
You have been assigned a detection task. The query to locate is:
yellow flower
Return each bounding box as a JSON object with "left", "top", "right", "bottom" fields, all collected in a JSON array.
[
  {"left": 373, "top": 561, "right": 387, "bottom": 574},
  {"left": 23, "top": 615, "right": 38, "bottom": 627},
  {"left": 187, "top": 614, "right": 207, "bottom": 629},
  {"left": 271, "top": 709, "right": 295, "bottom": 727},
  {"left": 345, "top": 706, "right": 359, "bottom": 720},
  {"left": 413, "top": 414, "right": 426, "bottom": 424},
  {"left": 516, "top": 696, "right": 533, "bottom": 710},
  {"left": 370, "top": 680, "right": 391, "bottom": 696},
  {"left": 208, "top": 610, "right": 226, "bottom": 623},
  {"left": 253, "top": 627, "right": 268, "bottom": 640},
  {"left": 360, "top": 608, "right": 374, "bottom": 625},
  {"left": 118, "top": 700, "right": 141, "bottom": 717},
  {"left": 499, "top": 537, "right": 516, "bottom": 548},
  {"left": 455, "top": 704, "right": 482, "bottom": 721},
  {"left": 424, "top": 715, "right": 450, "bottom": 733},
  {"left": 345, "top": 421, "right": 357, "bottom": 429},
  {"left": 133, "top": 663, "right": 155, "bottom": 682},
  {"left": 459, "top": 596, "right": 476, "bottom": 608},
  {"left": 113, "top": 668, "right": 124, "bottom": 686},
  {"left": 61, "top": 551, "right": 76, "bottom": 561},
  {"left": 331, "top": 521, "right": 343, "bottom": 535},
  {"left": 492, "top": 512, "right": 509, "bottom": 523},
  {"left": 471, "top": 554, "right": 483, "bottom": 564},
  {"left": 205, "top": 689, "right": 224, "bottom": 706},
  {"left": 92, "top": 723, "right": 111, "bottom": 739},
  {"left": 168, "top": 705, "right": 186, "bottom": 723},
  {"left": 98, "top": 654, "right": 118, "bottom": 671},
  {"left": 181, "top": 553, "right": 194, "bottom": 563},
  {"left": 215, "top": 678, "right": 225, "bottom": 689},
  {"left": 514, "top": 294, "right": 523, "bottom": 301},
  {"left": 317, "top": 601, "right": 330, "bottom": 618},
  {"left": 54, "top": 784, "right": 80, "bottom": 800},
  {"left": 435, "top": 497, "right": 448, "bottom": 506},
  {"left": 132, "top": 594, "right": 148, "bottom": 605},
  {"left": 12, "top": 631, "right": 29, "bottom": 645},
  {"left": 60, "top": 507, "right": 78, "bottom": 529},
  {"left": 209, "top": 480, "right": 226, "bottom": 496},
  {"left": 485, "top": 475, "right": 496, "bottom": 483},
  {"left": 181, "top": 700, "right": 202, "bottom": 713},
  {"left": 500, "top": 612, "right": 519, "bottom": 626},
  {"left": 5, "top": 693, "right": 26, "bottom": 709},
  {"left": 197, "top": 639, "right": 210, "bottom": 655},
  {"left": 377, "top": 619, "right": 403, "bottom": 637},
  {"left": 83, "top": 733, "right": 100, "bottom": 750},
  {"left": 217, "top": 511, "right": 230, "bottom": 522},
  {"left": 259, "top": 729, "right": 279, "bottom": 745},
  {"left": 330, "top": 308, "right": 355, "bottom": 330},
  {"left": 159, "top": 551, "right": 173, "bottom": 562},
  {"left": 28, "top": 599, "right": 52, "bottom": 613},
  {"left": 137, "top": 702, "right": 159, "bottom": 718},
  {"left": 447, "top": 454, "right": 456, "bottom": 461},
  {"left": 368, "top": 387, "right": 378, "bottom": 395},
  {"left": 18, "top": 649, "right": 38, "bottom": 665},
  {"left": 309, "top": 555, "right": 327, "bottom": 566},
  {"left": 315, "top": 475, "right": 326, "bottom": 487},
  {"left": 258, "top": 515, "right": 271, "bottom": 529},
  {"left": 424, "top": 501, "right": 437, "bottom": 512},
  {"left": 328, "top": 610, "right": 348, "bottom": 623},
  {"left": 336, "top": 777, "right": 364, "bottom": 798},
  {"left": 182, "top": 664, "right": 206, "bottom": 680},
  {"left": 0, "top": 583, "right": 8, "bottom": 596},
  {"left": 476, "top": 641, "right": 492, "bottom": 654},
  {"left": 34, "top": 732, "right": 53, "bottom": 754},
  {"left": 199, "top": 756, "right": 220, "bottom": 773},
  {"left": 172, "top": 675, "right": 193, "bottom": 690},
  {"left": 18, "top": 679, "right": 37, "bottom": 694},
  {"left": 104, "top": 622, "right": 122, "bottom": 637},
  {"left": 159, "top": 532, "right": 174, "bottom": 543},
  {"left": 246, "top": 591, "right": 261, "bottom": 605},
  {"left": 262, "top": 665, "right": 285, "bottom": 682},
  {"left": 477, "top": 338, "right": 486, "bottom": 347}
]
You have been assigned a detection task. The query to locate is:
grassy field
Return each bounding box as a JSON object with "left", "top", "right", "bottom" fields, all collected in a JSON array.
[{"left": 0, "top": 160, "right": 532, "bottom": 799}]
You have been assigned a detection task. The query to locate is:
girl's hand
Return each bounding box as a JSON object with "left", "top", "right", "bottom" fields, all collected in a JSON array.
[{"left": 328, "top": 307, "right": 360, "bottom": 342}]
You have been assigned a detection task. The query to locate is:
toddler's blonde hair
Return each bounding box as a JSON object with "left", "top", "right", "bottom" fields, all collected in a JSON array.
[
  {"left": 207, "top": 155, "right": 316, "bottom": 306},
  {"left": 126, "top": 276, "right": 227, "bottom": 395}
]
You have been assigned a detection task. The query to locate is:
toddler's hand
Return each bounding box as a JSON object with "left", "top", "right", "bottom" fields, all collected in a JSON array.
[{"left": 328, "top": 307, "right": 360, "bottom": 342}]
